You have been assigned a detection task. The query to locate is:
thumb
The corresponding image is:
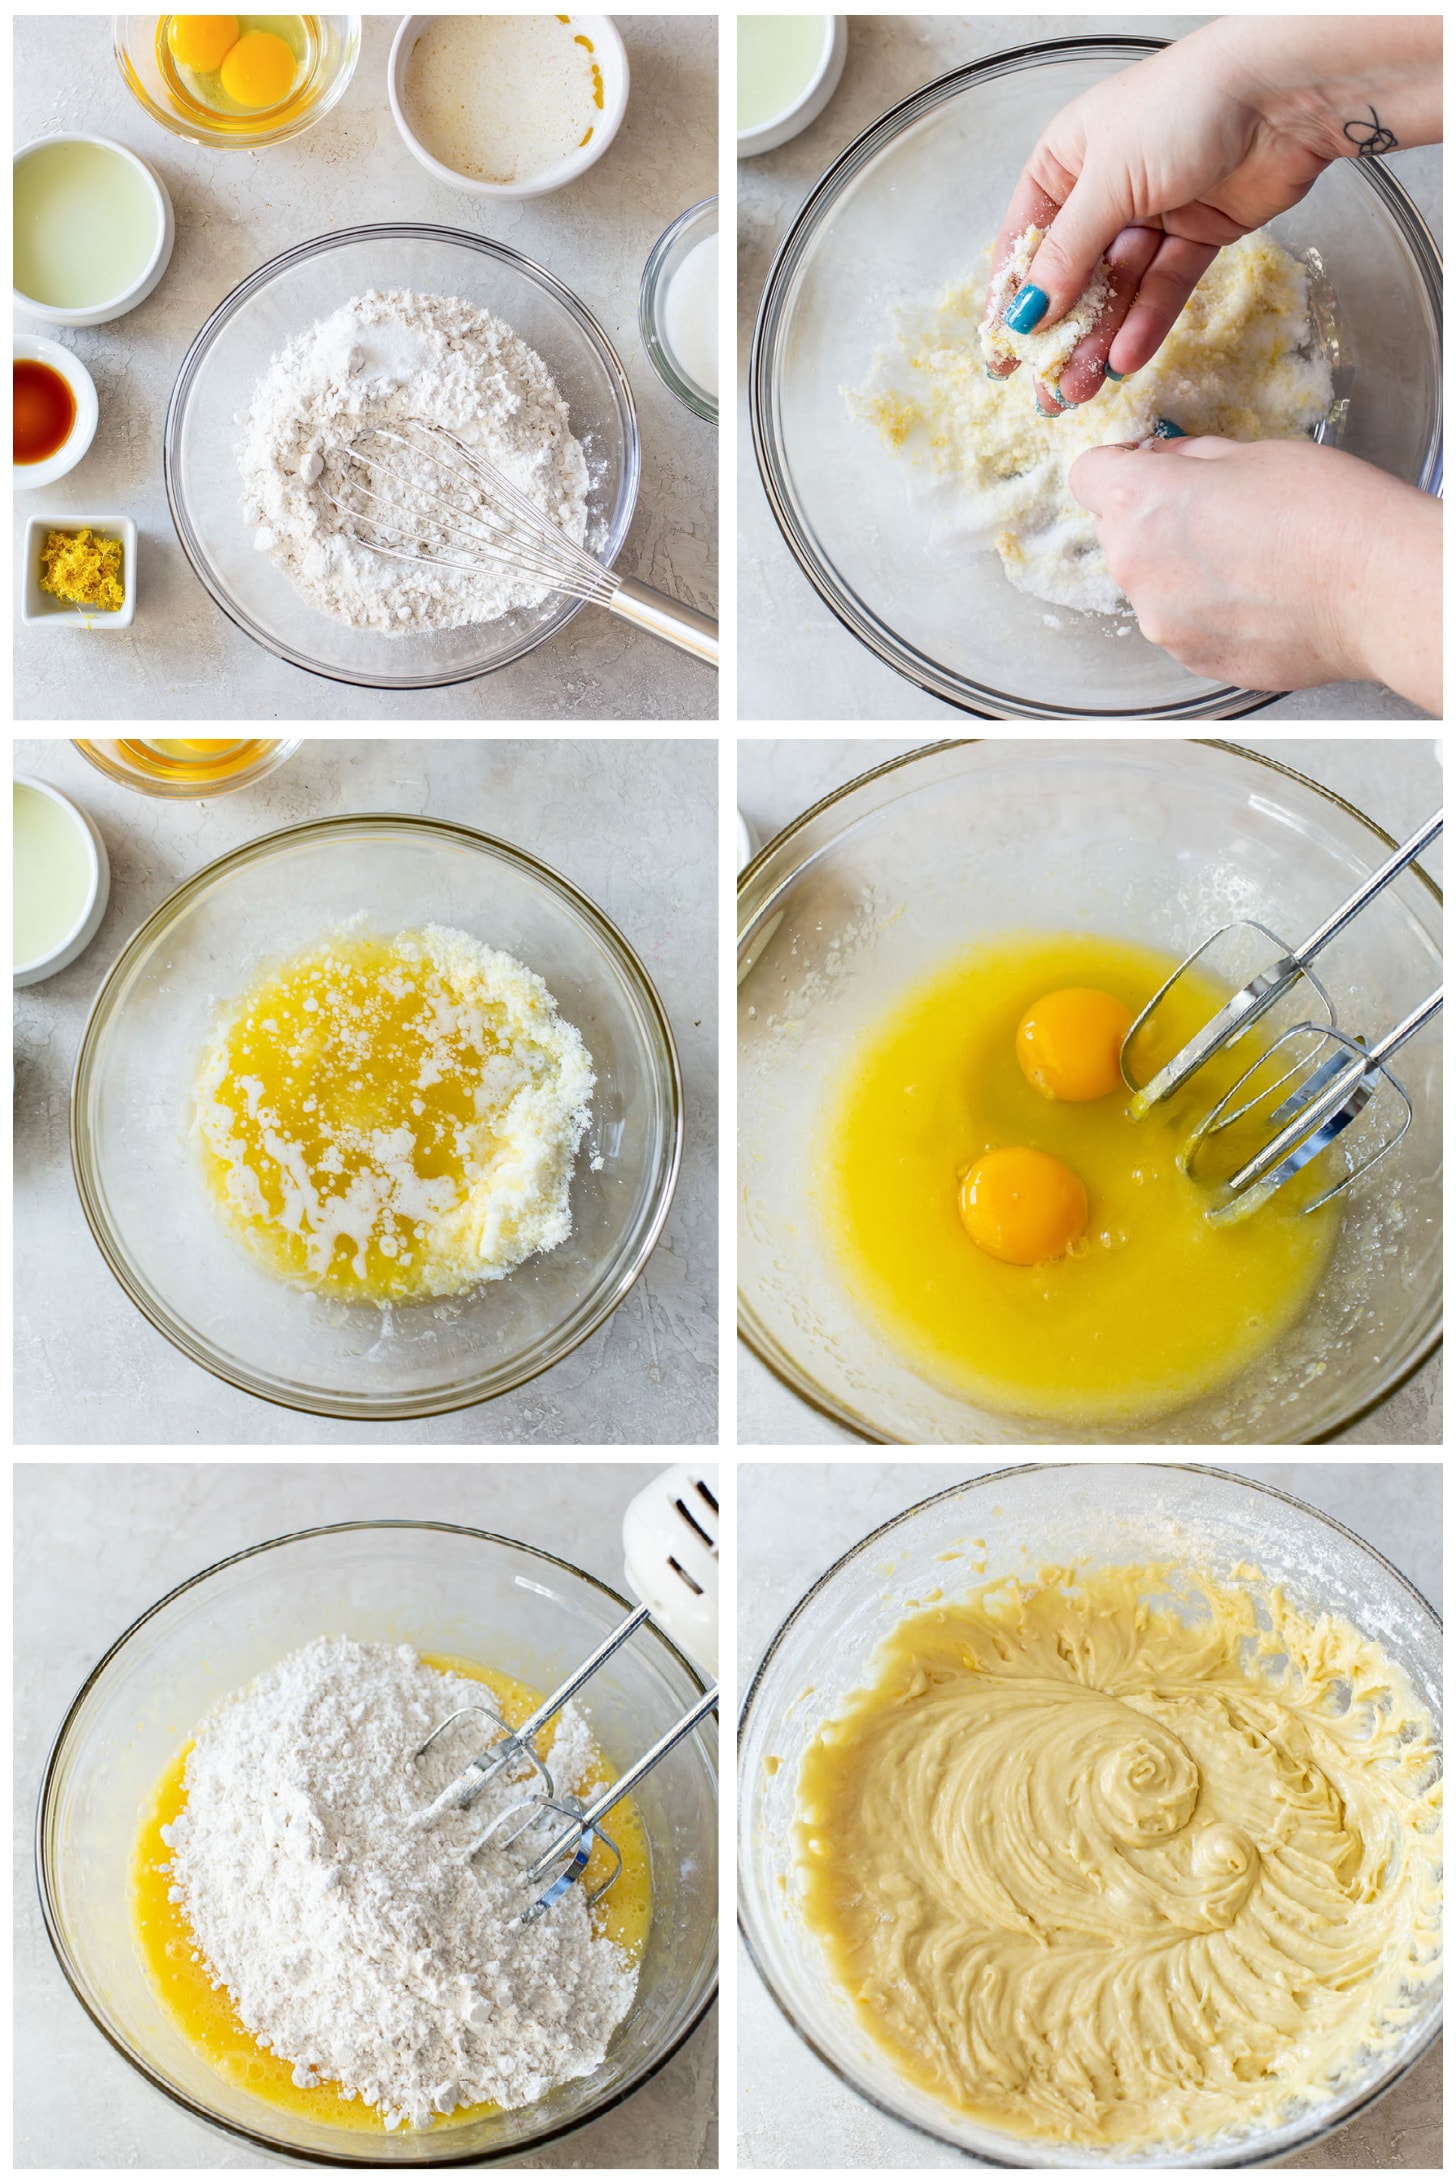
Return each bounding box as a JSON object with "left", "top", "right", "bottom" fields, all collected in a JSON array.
[
  {"left": 1069, "top": 434, "right": 1233, "bottom": 510},
  {"left": 1011, "top": 166, "right": 1132, "bottom": 329},
  {"left": 1066, "top": 443, "right": 1144, "bottom": 516}
]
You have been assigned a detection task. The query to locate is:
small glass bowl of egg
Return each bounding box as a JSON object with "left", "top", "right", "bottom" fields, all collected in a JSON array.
[{"left": 114, "top": 14, "right": 361, "bottom": 149}]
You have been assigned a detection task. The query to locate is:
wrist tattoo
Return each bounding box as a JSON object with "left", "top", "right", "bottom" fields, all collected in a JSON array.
[{"left": 1342, "top": 105, "right": 1398, "bottom": 157}]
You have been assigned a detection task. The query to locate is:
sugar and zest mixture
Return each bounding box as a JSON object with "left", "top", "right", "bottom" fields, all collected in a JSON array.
[
  {"left": 194, "top": 924, "right": 594, "bottom": 1302},
  {"left": 981, "top": 224, "right": 1113, "bottom": 379},
  {"left": 797, "top": 1563, "right": 1442, "bottom": 2152},
  {"left": 853, "top": 229, "right": 1333, "bottom": 613},
  {"left": 160, "top": 1638, "right": 638, "bottom": 2131},
  {"left": 239, "top": 289, "right": 588, "bottom": 633}
]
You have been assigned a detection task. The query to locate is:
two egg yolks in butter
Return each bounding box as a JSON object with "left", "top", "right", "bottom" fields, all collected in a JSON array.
[{"left": 828, "top": 933, "right": 1338, "bottom": 1426}]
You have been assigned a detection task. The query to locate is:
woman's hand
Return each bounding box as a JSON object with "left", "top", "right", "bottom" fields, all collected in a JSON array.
[
  {"left": 988, "top": 16, "right": 1442, "bottom": 412},
  {"left": 1067, "top": 435, "right": 1442, "bottom": 711}
]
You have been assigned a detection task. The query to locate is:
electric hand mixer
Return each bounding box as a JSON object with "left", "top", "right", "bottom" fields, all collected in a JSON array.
[
  {"left": 1120, "top": 811, "right": 1442, "bottom": 1216},
  {"left": 413, "top": 1466, "right": 719, "bottom": 1924}
]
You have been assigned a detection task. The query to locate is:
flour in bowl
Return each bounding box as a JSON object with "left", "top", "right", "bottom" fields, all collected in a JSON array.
[
  {"left": 852, "top": 229, "right": 1333, "bottom": 615},
  {"left": 238, "top": 289, "right": 588, "bottom": 633},
  {"left": 160, "top": 1638, "right": 638, "bottom": 2131}
]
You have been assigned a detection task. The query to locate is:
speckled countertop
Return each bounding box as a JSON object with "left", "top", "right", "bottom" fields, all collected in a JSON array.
[
  {"left": 15, "top": 15, "right": 717, "bottom": 722},
  {"left": 15, "top": 1460, "right": 718, "bottom": 2168},
  {"left": 737, "top": 1459, "right": 1441, "bottom": 2170},
  {"left": 737, "top": 736, "right": 1442, "bottom": 1446},
  {"left": 737, "top": 12, "right": 1441, "bottom": 722},
  {"left": 15, "top": 736, "right": 717, "bottom": 1444}
]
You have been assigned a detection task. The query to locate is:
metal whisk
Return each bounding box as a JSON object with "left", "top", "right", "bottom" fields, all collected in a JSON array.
[
  {"left": 1120, "top": 811, "right": 1442, "bottom": 1216},
  {"left": 322, "top": 419, "right": 718, "bottom": 666}
]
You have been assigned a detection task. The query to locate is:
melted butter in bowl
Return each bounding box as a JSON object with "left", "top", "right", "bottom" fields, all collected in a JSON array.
[{"left": 193, "top": 924, "right": 594, "bottom": 1303}]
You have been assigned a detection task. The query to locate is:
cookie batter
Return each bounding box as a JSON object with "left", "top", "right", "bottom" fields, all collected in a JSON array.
[
  {"left": 852, "top": 228, "right": 1333, "bottom": 614},
  {"left": 797, "top": 1563, "right": 1441, "bottom": 2152}
]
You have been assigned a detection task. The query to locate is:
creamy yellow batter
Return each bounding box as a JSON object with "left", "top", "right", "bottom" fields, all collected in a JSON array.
[
  {"left": 132, "top": 1653, "right": 651, "bottom": 2133},
  {"left": 797, "top": 1564, "right": 1441, "bottom": 2152}
]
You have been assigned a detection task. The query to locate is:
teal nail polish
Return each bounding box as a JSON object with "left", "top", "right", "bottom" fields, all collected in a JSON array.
[
  {"left": 1104, "top": 366, "right": 1125, "bottom": 382},
  {"left": 1002, "top": 283, "right": 1048, "bottom": 335},
  {"left": 1046, "top": 383, "right": 1076, "bottom": 411},
  {"left": 1152, "top": 418, "right": 1187, "bottom": 438}
]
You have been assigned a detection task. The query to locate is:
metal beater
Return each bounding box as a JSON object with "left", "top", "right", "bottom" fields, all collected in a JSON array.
[
  {"left": 414, "top": 1468, "right": 719, "bottom": 1924},
  {"left": 322, "top": 420, "right": 719, "bottom": 666},
  {"left": 1119, "top": 812, "right": 1442, "bottom": 1216}
]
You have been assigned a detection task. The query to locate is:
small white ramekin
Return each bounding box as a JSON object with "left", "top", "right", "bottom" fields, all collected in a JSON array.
[
  {"left": 388, "top": 14, "right": 629, "bottom": 199},
  {"left": 737, "top": 16, "right": 848, "bottom": 159},
  {"left": 13, "top": 775, "right": 111, "bottom": 987},
  {"left": 13, "top": 335, "right": 100, "bottom": 490},
  {"left": 21, "top": 515, "right": 138, "bottom": 630},
  {"left": 13, "top": 134, "right": 175, "bottom": 327}
]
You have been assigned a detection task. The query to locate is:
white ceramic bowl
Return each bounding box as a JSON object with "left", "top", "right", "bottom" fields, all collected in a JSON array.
[
  {"left": 12, "top": 336, "right": 100, "bottom": 490},
  {"left": 13, "top": 776, "right": 111, "bottom": 988},
  {"left": 388, "top": 15, "right": 630, "bottom": 200},
  {"left": 21, "top": 516, "right": 136, "bottom": 628},
  {"left": 13, "top": 134, "right": 174, "bottom": 327},
  {"left": 737, "top": 15, "right": 847, "bottom": 159}
]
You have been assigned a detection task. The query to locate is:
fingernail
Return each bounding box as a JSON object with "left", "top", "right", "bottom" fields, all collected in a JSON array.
[
  {"left": 1152, "top": 418, "right": 1186, "bottom": 438},
  {"left": 1002, "top": 283, "right": 1049, "bottom": 335},
  {"left": 1045, "top": 382, "right": 1076, "bottom": 411},
  {"left": 984, "top": 367, "right": 1001, "bottom": 381},
  {"left": 1104, "top": 366, "right": 1125, "bottom": 382}
]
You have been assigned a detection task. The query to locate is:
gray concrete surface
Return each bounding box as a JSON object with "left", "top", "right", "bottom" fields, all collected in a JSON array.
[
  {"left": 15, "top": 14, "right": 717, "bottom": 722},
  {"left": 15, "top": 735, "right": 717, "bottom": 1445},
  {"left": 737, "top": 736, "right": 1442, "bottom": 1446},
  {"left": 737, "top": 13, "right": 1441, "bottom": 722},
  {"left": 15, "top": 1461, "right": 717, "bottom": 2167},
  {"left": 737, "top": 1460, "right": 1441, "bottom": 2170}
]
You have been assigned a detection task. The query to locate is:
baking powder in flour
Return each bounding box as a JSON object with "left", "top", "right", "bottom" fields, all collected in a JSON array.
[
  {"left": 161, "top": 1637, "right": 638, "bottom": 2130},
  {"left": 238, "top": 289, "right": 589, "bottom": 634}
]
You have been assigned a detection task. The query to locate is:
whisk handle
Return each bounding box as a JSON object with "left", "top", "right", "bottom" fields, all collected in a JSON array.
[{"left": 608, "top": 576, "right": 719, "bottom": 666}]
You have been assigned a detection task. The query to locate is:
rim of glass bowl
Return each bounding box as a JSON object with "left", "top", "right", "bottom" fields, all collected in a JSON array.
[
  {"left": 162, "top": 223, "right": 642, "bottom": 690},
  {"left": 737, "top": 738, "right": 1443, "bottom": 1443},
  {"left": 737, "top": 1460, "right": 1443, "bottom": 2170},
  {"left": 639, "top": 197, "right": 719, "bottom": 425},
  {"left": 113, "top": 13, "right": 363, "bottom": 150},
  {"left": 36, "top": 1517, "right": 717, "bottom": 2168},
  {"left": 749, "top": 35, "right": 1444, "bottom": 722},
  {"left": 71, "top": 813, "right": 684, "bottom": 1420}
]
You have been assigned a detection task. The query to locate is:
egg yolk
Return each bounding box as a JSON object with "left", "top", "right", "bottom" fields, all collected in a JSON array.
[
  {"left": 167, "top": 15, "right": 240, "bottom": 72},
  {"left": 960, "top": 1146, "right": 1088, "bottom": 1266},
  {"left": 220, "top": 28, "right": 297, "bottom": 107},
  {"left": 1016, "top": 986, "right": 1133, "bottom": 1102}
]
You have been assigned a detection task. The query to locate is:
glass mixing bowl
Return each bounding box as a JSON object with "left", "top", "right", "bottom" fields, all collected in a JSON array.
[
  {"left": 164, "top": 226, "right": 640, "bottom": 689},
  {"left": 72, "top": 736, "right": 300, "bottom": 799},
  {"left": 739, "top": 1462, "right": 1442, "bottom": 2168},
  {"left": 115, "top": 13, "right": 361, "bottom": 150},
  {"left": 750, "top": 37, "right": 1443, "bottom": 719},
  {"left": 73, "top": 815, "right": 681, "bottom": 1419},
  {"left": 38, "top": 1521, "right": 718, "bottom": 2166},
  {"left": 738, "top": 741, "right": 1441, "bottom": 1443}
]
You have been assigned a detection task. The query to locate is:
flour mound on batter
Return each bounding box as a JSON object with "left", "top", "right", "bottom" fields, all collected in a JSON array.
[
  {"left": 238, "top": 289, "right": 588, "bottom": 633},
  {"left": 161, "top": 1638, "right": 638, "bottom": 2131},
  {"left": 982, "top": 224, "right": 1113, "bottom": 381},
  {"left": 194, "top": 923, "right": 594, "bottom": 1303},
  {"left": 851, "top": 229, "right": 1333, "bottom": 614},
  {"left": 797, "top": 1563, "right": 1442, "bottom": 2154}
]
